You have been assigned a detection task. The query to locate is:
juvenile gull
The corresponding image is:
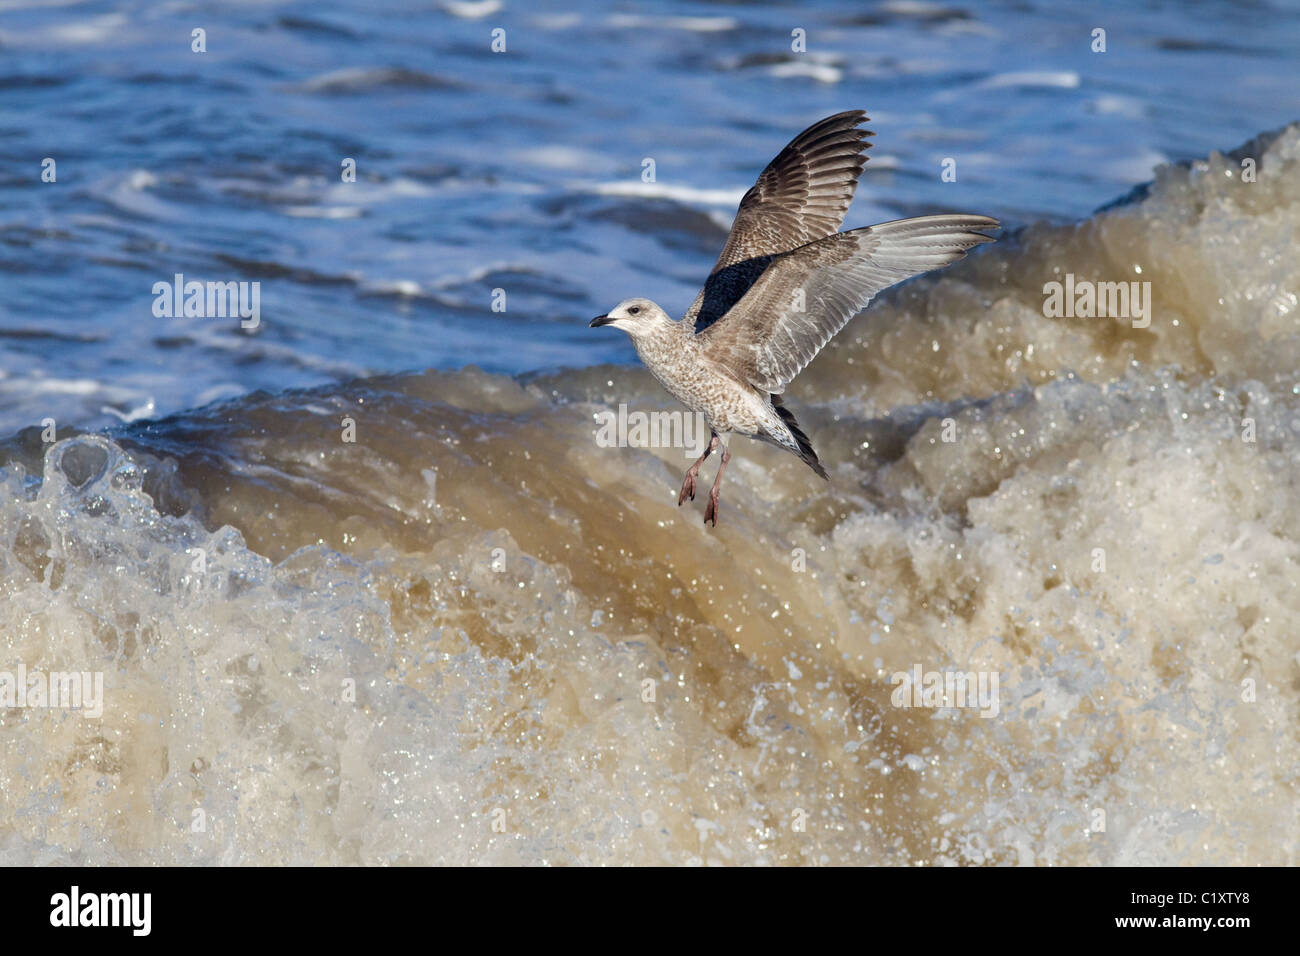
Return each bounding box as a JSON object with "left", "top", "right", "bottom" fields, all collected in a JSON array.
[{"left": 590, "top": 110, "right": 998, "bottom": 525}]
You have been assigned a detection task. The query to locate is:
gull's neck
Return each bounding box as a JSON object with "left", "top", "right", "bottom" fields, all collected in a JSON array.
[{"left": 630, "top": 317, "right": 694, "bottom": 375}]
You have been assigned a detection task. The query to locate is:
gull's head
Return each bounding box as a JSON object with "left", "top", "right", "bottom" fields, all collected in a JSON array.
[{"left": 589, "top": 298, "right": 671, "bottom": 338}]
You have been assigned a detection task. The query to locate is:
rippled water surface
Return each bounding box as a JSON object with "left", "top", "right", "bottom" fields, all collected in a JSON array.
[{"left": 3, "top": 0, "right": 1300, "bottom": 428}]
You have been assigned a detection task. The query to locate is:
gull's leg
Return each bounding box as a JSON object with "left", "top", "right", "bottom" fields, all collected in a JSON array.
[
  {"left": 678, "top": 432, "right": 719, "bottom": 505},
  {"left": 703, "top": 443, "right": 732, "bottom": 527}
]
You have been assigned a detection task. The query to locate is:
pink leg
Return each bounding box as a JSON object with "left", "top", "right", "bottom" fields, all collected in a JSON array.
[
  {"left": 679, "top": 433, "right": 719, "bottom": 505},
  {"left": 703, "top": 444, "right": 731, "bottom": 526}
]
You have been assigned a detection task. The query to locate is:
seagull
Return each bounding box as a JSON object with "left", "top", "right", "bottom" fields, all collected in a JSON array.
[{"left": 590, "top": 110, "right": 998, "bottom": 526}]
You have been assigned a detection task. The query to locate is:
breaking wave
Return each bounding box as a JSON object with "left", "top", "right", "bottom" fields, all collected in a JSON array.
[{"left": 2, "top": 126, "right": 1298, "bottom": 865}]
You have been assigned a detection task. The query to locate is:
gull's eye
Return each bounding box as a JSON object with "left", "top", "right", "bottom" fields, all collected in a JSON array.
[{"left": 628, "top": 306, "right": 640, "bottom": 315}]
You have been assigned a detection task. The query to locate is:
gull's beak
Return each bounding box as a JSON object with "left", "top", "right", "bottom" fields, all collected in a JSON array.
[{"left": 589, "top": 314, "right": 611, "bottom": 328}]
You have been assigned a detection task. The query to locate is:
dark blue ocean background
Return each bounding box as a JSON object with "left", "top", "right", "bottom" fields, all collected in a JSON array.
[{"left": 2, "top": 0, "right": 1298, "bottom": 432}]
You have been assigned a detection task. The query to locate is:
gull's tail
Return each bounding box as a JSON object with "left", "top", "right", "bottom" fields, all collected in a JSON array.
[{"left": 770, "top": 394, "right": 828, "bottom": 480}]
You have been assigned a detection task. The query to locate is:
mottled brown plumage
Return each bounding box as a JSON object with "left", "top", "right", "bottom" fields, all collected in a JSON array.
[
  {"left": 684, "top": 109, "right": 873, "bottom": 334},
  {"left": 697, "top": 214, "right": 999, "bottom": 395},
  {"left": 590, "top": 111, "right": 998, "bottom": 526}
]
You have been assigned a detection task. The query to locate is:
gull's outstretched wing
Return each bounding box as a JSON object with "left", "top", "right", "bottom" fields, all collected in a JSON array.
[
  {"left": 685, "top": 110, "right": 873, "bottom": 333},
  {"left": 697, "top": 215, "right": 999, "bottom": 394}
]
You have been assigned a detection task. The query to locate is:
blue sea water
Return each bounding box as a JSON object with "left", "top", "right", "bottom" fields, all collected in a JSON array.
[{"left": 0, "top": 0, "right": 1298, "bottom": 431}]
